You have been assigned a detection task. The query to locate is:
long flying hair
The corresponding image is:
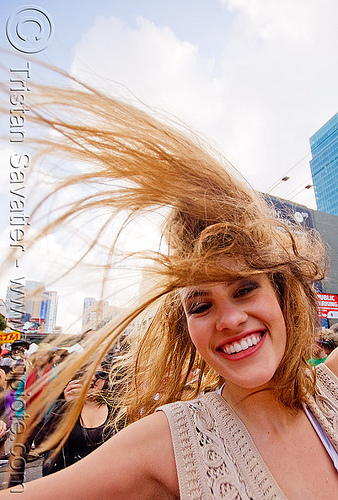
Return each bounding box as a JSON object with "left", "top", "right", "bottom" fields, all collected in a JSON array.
[{"left": 3, "top": 69, "right": 328, "bottom": 458}]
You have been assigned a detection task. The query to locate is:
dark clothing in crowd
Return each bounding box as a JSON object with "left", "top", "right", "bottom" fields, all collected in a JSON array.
[{"left": 41, "top": 399, "right": 116, "bottom": 476}]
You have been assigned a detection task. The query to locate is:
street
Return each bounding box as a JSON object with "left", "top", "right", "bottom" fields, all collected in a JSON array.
[{"left": 0, "top": 457, "right": 42, "bottom": 490}]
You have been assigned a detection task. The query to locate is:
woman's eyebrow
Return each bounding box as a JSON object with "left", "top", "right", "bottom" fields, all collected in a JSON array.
[
  {"left": 182, "top": 289, "right": 211, "bottom": 303},
  {"left": 181, "top": 278, "right": 249, "bottom": 303}
]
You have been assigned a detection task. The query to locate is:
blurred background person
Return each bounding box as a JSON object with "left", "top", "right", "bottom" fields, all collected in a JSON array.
[
  {"left": 24, "top": 344, "right": 54, "bottom": 409},
  {"left": 310, "top": 328, "right": 338, "bottom": 366},
  {"left": 40, "top": 356, "right": 119, "bottom": 476},
  {"left": 0, "top": 340, "right": 30, "bottom": 375},
  {"left": 8, "top": 344, "right": 54, "bottom": 487},
  {"left": 2, "top": 341, "right": 30, "bottom": 430},
  {"left": 51, "top": 348, "right": 69, "bottom": 367}
]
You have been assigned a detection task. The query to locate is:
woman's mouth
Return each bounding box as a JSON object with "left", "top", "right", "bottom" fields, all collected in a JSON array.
[{"left": 217, "top": 331, "right": 266, "bottom": 356}]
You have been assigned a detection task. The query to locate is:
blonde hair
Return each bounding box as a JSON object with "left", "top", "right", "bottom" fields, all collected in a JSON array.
[{"left": 6, "top": 71, "right": 328, "bottom": 460}]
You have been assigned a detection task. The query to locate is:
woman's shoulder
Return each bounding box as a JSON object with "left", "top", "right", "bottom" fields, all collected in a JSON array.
[
  {"left": 314, "top": 360, "right": 338, "bottom": 406},
  {"left": 323, "top": 347, "right": 338, "bottom": 378},
  {"left": 124, "top": 411, "right": 175, "bottom": 460},
  {"left": 101, "top": 411, "right": 179, "bottom": 498}
]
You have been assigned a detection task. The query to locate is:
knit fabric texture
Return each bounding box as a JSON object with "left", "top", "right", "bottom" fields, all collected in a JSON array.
[{"left": 158, "top": 364, "right": 338, "bottom": 499}]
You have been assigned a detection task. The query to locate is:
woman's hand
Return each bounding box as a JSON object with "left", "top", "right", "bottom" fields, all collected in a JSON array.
[
  {"left": 64, "top": 379, "right": 82, "bottom": 402},
  {"left": 0, "top": 369, "right": 6, "bottom": 391},
  {"left": 0, "top": 420, "right": 7, "bottom": 441}
]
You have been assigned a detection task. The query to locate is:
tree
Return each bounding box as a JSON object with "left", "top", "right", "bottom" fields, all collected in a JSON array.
[{"left": 0, "top": 315, "right": 7, "bottom": 332}]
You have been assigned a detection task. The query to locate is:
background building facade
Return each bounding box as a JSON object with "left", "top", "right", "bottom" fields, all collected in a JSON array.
[
  {"left": 5, "top": 280, "right": 59, "bottom": 334},
  {"left": 269, "top": 195, "right": 338, "bottom": 327},
  {"left": 309, "top": 112, "right": 338, "bottom": 216},
  {"left": 40, "top": 290, "right": 59, "bottom": 334},
  {"left": 82, "top": 297, "right": 111, "bottom": 332}
]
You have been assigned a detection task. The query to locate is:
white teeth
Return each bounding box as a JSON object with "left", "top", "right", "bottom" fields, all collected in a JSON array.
[
  {"left": 221, "top": 333, "right": 263, "bottom": 355},
  {"left": 240, "top": 340, "right": 248, "bottom": 350}
]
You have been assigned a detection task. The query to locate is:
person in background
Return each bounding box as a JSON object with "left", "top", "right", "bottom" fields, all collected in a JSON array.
[
  {"left": 317, "top": 338, "right": 337, "bottom": 357},
  {"left": 0, "top": 370, "right": 9, "bottom": 458},
  {"left": 24, "top": 344, "right": 53, "bottom": 408},
  {"left": 0, "top": 340, "right": 30, "bottom": 375},
  {"left": 0, "top": 343, "right": 30, "bottom": 461},
  {"left": 8, "top": 344, "right": 54, "bottom": 487},
  {"left": 0, "top": 368, "right": 6, "bottom": 408},
  {"left": 0, "top": 421, "right": 8, "bottom": 459},
  {"left": 310, "top": 328, "right": 338, "bottom": 366},
  {"left": 41, "top": 358, "right": 117, "bottom": 475},
  {"left": 330, "top": 322, "right": 338, "bottom": 335},
  {"left": 2, "top": 341, "right": 30, "bottom": 429},
  {"left": 51, "top": 348, "right": 69, "bottom": 367},
  {"left": 0, "top": 340, "right": 30, "bottom": 373}
]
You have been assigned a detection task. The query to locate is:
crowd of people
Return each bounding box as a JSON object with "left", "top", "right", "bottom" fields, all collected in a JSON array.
[
  {"left": 0, "top": 73, "right": 337, "bottom": 498},
  {"left": 0, "top": 340, "right": 121, "bottom": 487},
  {"left": 1, "top": 323, "right": 336, "bottom": 489}
]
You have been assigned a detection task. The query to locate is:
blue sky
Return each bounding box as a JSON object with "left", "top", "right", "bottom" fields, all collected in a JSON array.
[{"left": 1, "top": 0, "right": 338, "bottom": 332}]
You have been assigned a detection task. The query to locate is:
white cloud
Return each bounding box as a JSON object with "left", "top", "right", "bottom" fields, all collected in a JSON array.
[
  {"left": 71, "top": 16, "right": 225, "bottom": 138},
  {"left": 69, "top": 8, "right": 338, "bottom": 210},
  {"left": 222, "top": 0, "right": 337, "bottom": 45}
]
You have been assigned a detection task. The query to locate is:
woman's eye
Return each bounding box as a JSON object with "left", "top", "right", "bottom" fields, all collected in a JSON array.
[
  {"left": 187, "top": 302, "right": 212, "bottom": 315},
  {"left": 234, "top": 281, "right": 259, "bottom": 298}
]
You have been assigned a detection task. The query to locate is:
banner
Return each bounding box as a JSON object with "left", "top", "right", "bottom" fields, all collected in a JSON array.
[
  {"left": 266, "top": 195, "right": 313, "bottom": 229},
  {"left": 317, "top": 293, "right": 338, "bottom": 319},
  {"left": 40, "top": 295, "right": 48, "bottom": 321},
  {"left": 0, "top": 331, "right": 21, "bottom": 343}
]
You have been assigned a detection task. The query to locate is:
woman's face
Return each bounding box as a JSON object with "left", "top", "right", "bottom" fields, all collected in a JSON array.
[
  {"left": 181, "top": 273, "right": 286, "bottom": 392},
  {"left": 34, "top": 351, "right": 51, "bottom": 369},
  {"left": 87, "top": 366, "right": 105, "bottom": 396}
]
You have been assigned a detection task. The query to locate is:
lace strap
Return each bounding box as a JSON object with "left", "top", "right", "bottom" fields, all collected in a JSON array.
[{"left": 158, "top": 401, "right": 211, "bottom": 500}]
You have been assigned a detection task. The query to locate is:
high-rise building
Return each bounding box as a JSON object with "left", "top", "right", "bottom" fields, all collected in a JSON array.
[
  {"left": 309, "top": 112, "right": 338, "bottom": 216},
  {"left": 25, "top": 280, "right": 45, "bottom": 320},
  {"left": 5, "top": 280, "right": 58, "bottom": 333},
  {"left": 82, "top": 298, "right": 96, "bottom": 332},
  {"left": 82, "top": 298, "right": 109, "bottom": 332},
  {"left": 82, "top": 298, "right": 124, "bottom": 333},
  {"left": 40, "top": 290, "right": 58, "bottom": 334}
]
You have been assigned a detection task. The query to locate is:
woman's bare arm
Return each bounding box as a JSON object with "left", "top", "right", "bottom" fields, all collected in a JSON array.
[
  {"left": 0, "top": 411, "right": 179, "bottom": 499},
  {"left": 324, "top": 346, "right": 338, "bottom": 378}
]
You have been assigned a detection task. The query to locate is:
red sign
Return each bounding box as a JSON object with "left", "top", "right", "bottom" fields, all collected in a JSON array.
[{"left": 317, "top": 293, "right": 338, "bottom": 319}]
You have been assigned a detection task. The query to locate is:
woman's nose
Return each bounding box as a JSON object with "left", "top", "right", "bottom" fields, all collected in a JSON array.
[{"left": 215, "top": 302, "right": 248, "bottom": 331}]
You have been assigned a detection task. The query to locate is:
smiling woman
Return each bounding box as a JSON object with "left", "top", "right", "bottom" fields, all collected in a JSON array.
[
  {"left": 0, "top": 71, "right": 337, "bottom": 499},
  {"left": 182, "top": 274, "right": 287, "bottom": 392}
]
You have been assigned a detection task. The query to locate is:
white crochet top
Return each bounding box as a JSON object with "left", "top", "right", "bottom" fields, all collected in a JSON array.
[{"left": 158, "top": 364, "right": 338, "bottom": 499}]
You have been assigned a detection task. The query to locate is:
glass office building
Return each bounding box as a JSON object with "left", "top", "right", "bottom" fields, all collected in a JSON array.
[{"left": 310, "top": 112, "right": 338, "bottom": 216}]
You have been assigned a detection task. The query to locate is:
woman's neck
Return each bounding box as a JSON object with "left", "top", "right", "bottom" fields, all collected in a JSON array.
[
  {"left": 83, "top": 398, "right": 102, "bottom": 408},
  {"left": 81, "top": 401, "right": 108, "bottom": 428},
  {"left": 221, "top": 382, "right": 298, "bottom": 432}
]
